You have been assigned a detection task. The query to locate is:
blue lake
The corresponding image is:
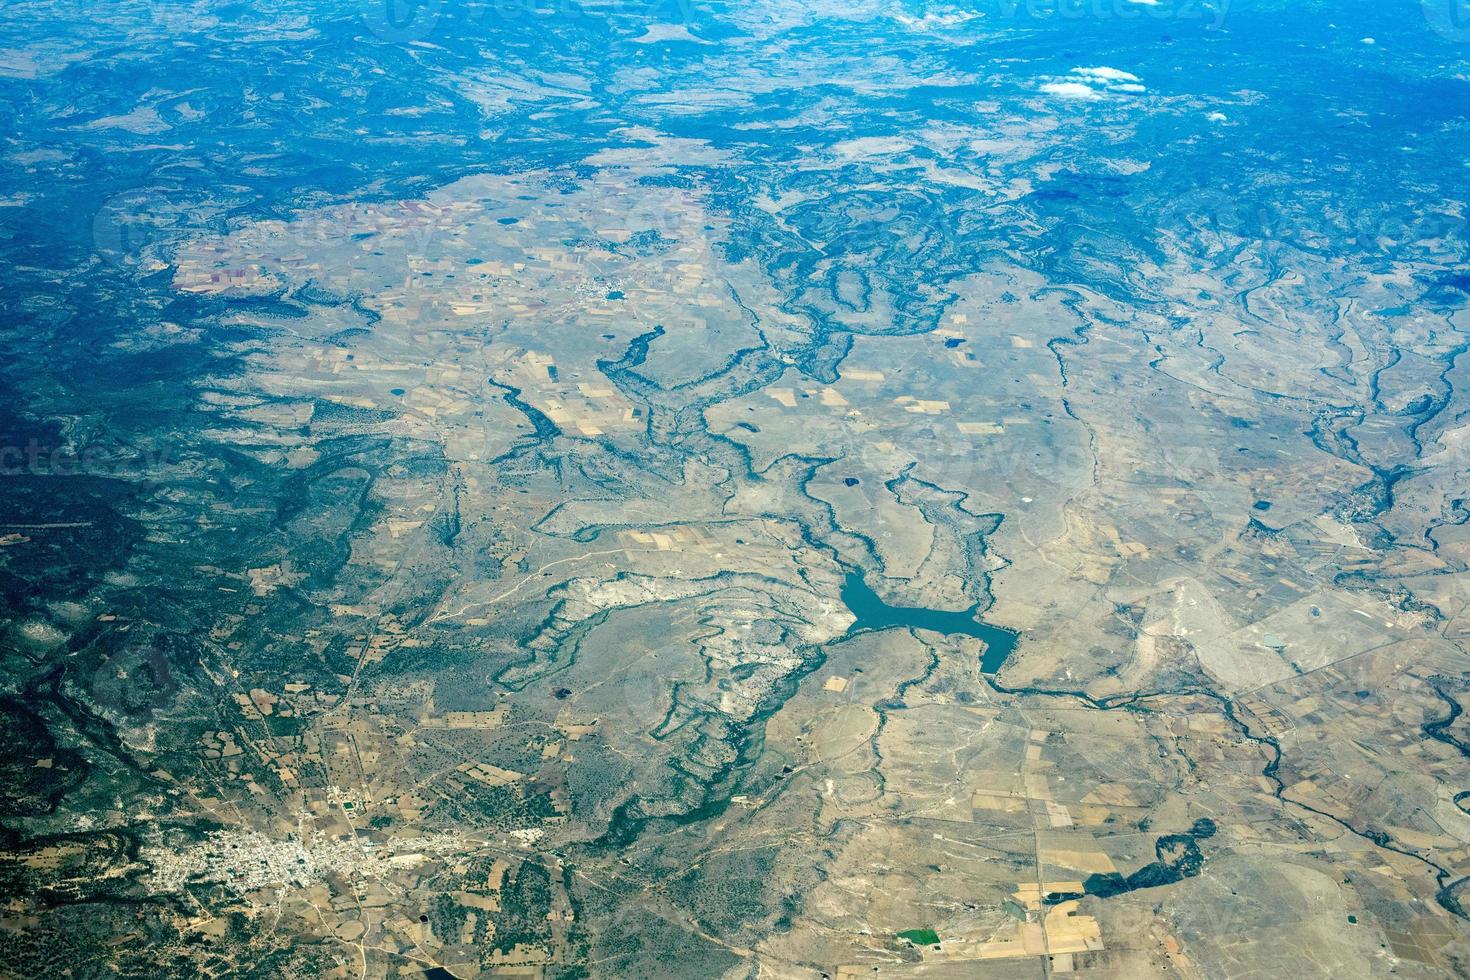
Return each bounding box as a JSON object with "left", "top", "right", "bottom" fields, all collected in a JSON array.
[{"left": 840, "top": 573, "right": 1019, "bottom": 674}]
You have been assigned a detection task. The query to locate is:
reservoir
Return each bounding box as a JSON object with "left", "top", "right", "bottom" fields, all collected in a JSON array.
[{"left": 840, "top": 572, "right": 1019, "bottom": 674}]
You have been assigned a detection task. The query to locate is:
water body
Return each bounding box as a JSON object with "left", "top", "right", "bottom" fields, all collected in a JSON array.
[
  {"left": 1044, "top": 818, "right": 1217, "bottom": 905},
  {"left": 840, "top": 573, "right": 1019, "bottom": 673}
]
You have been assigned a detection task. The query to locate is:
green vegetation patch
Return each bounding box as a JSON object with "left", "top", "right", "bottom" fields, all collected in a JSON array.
[{"left": 491, "top": 859, "right": 553, "bottom": 955}]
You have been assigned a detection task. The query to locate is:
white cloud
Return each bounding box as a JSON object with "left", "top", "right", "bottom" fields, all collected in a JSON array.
[
  {"left": 1040, "top": 67, "right": 1146, "bottom": 101},
  {"left": 894, "top": 9, "right": 983, "bottom": 28},
  {"left": 1040, "top": 81, "right": 1103, "bottom": 100},
  {"left": 1072, "top": 66, "right": 1141, "bottom": 83}
]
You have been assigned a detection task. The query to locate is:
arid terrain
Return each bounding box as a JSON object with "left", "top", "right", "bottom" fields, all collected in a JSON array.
[{"left": 3, "top": 0, "right": 1470, "bottom": 976}]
